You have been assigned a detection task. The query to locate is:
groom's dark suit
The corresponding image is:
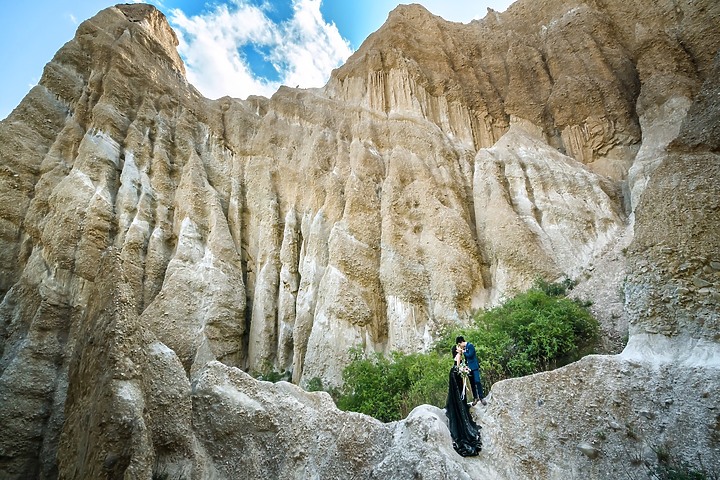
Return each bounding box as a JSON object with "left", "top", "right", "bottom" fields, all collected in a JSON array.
[{"left": 463, "top": 342, "right": 484, "bottom": 402}]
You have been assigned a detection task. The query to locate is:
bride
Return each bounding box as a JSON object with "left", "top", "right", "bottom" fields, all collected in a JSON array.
[{"left": 445, "top": 343, "right": 482, "bottom": 456}]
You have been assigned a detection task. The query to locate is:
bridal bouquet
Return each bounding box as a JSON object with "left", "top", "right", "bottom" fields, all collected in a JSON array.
[{"left": 457, "top": 362, "right": 472, "bottom": 400}]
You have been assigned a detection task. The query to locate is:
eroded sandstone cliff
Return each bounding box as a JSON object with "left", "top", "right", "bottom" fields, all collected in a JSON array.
[{"left": 0, "top": 1, "right": 718, "bottom": 479}]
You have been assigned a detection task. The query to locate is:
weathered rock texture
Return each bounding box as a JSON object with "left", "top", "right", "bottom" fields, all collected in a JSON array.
[{"left": 0, "top": 1, "right": 718, "bottom": 479}]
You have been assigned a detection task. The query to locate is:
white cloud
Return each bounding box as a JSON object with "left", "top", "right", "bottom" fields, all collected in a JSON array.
[{"left": 168, "top": 0, "right": 353, "bottom": 100}]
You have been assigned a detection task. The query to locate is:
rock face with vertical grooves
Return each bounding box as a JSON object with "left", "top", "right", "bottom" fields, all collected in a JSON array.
[{"left": 0, "top": 1, "right": 718, "bottom": 479}]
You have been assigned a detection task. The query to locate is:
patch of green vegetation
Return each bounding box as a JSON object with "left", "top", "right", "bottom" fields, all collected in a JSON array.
[
  {"left": 648, "top": 447, "right": 717, "bottom": 480},
  {"left": 334, "top": 349, "right": 448, "bottom": 422},
  {"left": 252, "top": 368, "right": 291, "bottom": 383},
  {"left": 305, "top": 377, "right": 325, "bottom": 392},
  {"left": 330, "top": 279, "right": 600, "bottom": 421}
]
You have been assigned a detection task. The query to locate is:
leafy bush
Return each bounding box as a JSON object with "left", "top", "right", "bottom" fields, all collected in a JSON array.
[
  {"left": 305, "top": 377, "right": 325, "bottom": 392},
  {"left": 397, "top": 352, "right": 449, "bottom": 419},
  {"left": 335, "top": 349, "right": 389, "bottom": 420},
  {"left": 252, "top": 368, "right": 291, "bottom": 383},
  {"left": 333, "top": 280, "right": 599, "bottom": 421},
  {"left": 452, "top": 285, "right": 599, "bottom": 387},
  {"left": 334, "top": 346, "right": 474, "bottom": 421},
  {"left": 534, "top": 277, "right": 577, "bottom": 297}
]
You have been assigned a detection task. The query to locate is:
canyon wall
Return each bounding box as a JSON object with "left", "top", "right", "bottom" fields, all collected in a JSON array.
[{"left": 0, "top": 1, "right": 718, "bottom": 478}]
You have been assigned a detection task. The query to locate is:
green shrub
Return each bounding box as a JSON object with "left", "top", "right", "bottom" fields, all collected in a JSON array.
[
  {"left": 457, "top": 285, "right": 599, "bottom": 386},
  {"left": 336, "top": 348, "right": 413, "bottom": 422},
  {"left": 398, "top": 352, "right": 448, "bottom": 418},
  {"left": 252, "top": 368, "right": 291, "bottom": 383},
  {"left": 305, "top": 377, "right": 325, "bottom": 392},
  {"left": 534, "top": 277, "right": 577, "bottom": 297},
  {"left": 334, "top": 280, "right": 599, "bottom": 421}
]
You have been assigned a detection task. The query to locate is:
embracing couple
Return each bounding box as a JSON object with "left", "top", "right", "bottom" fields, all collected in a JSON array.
[
  {"left": 445, "top": 336, "right": 485, "bottom": 456},
  {"left": 452, "top": 336, "right": 486, "bottom": 406}
]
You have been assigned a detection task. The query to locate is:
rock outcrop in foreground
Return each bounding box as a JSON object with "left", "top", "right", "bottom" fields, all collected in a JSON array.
[{"left": 0, "top": 1, "right": 718, "bottom": 478}]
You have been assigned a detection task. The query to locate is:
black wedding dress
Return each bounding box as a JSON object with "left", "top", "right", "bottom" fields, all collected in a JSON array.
[{"left": 445, "top": 360, "right": 482, "bottom": 456}]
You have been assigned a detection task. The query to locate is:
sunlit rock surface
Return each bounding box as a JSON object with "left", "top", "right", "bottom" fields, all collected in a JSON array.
[{"left": 0, "top": 1, "right": 718, "bottom": 478}]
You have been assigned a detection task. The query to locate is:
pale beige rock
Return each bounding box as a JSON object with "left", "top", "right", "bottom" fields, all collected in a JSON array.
[
  {"left": 475, "top": 353, "right": 720, "bottom": 479},
  {"left": 53, "top": 250, "right": 211, "bottom": 479},
  {"left": 474, "top": 50, "right": 720, "bottom": 480},
  {"left": 473, "top": 118, "right": 625, "bottom": 304},
  {"left": 0, "top": 0, "right": 719, "bottom": 478},
  {"left": 190, "top": 360, "right": 502, "bottom": 479}
]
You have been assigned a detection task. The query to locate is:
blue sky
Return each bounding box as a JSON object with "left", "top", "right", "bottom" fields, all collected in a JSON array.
[{"left": 0, "top": 1, "right": 515, "bottom": 120}]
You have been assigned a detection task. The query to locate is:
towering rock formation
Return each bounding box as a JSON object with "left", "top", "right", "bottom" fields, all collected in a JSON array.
[{"left": 0, "top": 1, "right": 718, "bottom": 479}]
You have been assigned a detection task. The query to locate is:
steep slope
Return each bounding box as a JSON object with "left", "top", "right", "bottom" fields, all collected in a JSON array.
[
  {"left": 0, "top": 1, "right": 718, "bottom": 478},
  {"left": 476, "top": 50, "right": 720, "bottom": 478}
]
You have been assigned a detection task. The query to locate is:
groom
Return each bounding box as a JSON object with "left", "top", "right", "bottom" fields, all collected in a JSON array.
[{"left": 456, "top": 336, "right": 487, "bottom": 406}]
